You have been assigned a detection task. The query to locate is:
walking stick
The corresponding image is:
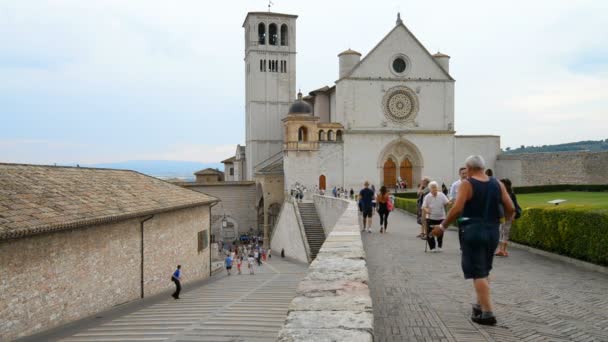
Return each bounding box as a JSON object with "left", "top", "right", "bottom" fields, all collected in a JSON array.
[{"left": 423, "top": 218, "right": 429, "bottom": 253}]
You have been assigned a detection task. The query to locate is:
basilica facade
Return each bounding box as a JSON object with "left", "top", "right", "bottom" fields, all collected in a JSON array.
[{"left": 224, "top": 11, "right": 501, "bottom": 245}]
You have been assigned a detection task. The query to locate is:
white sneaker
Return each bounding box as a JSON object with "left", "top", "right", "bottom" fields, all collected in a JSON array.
[
  {"left": 430, "top": 249, "right": 436, "bottom": 253},
  {"left": 367, "top": 229, "right": 372, "bottom": 233},
  {"left": 437, "top": 247, "right": 443, "bottom": 253}
]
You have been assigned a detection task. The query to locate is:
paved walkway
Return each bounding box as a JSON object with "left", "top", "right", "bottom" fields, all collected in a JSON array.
[
  {"left": 362, "top": 209, "right": 608, "bottom": 342},
  {"left": 39, "top": 258, "right": 306, "bottom": 342}
]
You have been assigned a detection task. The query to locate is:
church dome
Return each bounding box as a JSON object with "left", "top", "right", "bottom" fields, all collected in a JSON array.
[{"left": 288, "top": 92, "right": 313, "bottom": 115}]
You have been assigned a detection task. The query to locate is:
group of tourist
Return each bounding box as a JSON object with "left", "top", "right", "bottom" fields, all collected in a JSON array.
[
  {"left": 358, "top": 182, "right": 394, "bottom": 234},
  {"left": 354, "top": 155, "right": 522, "bottom": 326},
  {"left": 224, "top": 243, "right": 270, "bottom": 276}
]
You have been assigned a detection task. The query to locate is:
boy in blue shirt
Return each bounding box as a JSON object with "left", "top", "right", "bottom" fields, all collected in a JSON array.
[
  {"left": 171, "top": 265, "right": 182, "bottom": 299},
  {"left": 225, "top": 255, "right": 233, "bottom": 275}
]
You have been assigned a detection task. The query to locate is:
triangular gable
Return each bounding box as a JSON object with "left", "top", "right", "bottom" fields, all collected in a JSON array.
[{"left": 341, "top": 23, "right": 454, "bottom": 81}]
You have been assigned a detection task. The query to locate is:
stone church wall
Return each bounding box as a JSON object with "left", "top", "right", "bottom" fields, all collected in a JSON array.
[
  {"left": 180, "top": 182, "right": 257, "bottom": 240},
  {"left": 454, "top": 135, "right": 501, "bottom": 173},
  {"left": 284, "top": 143, "right": 344, "bottom": 192},
  {"left": 0, "top": 206, "right": 211, "bottom": 340},
  {"left": 496, "top": 151, "right": 608, "bottom": 186},
  {"left": 270, "top": 199, "right": 309, "bottom": 263}
]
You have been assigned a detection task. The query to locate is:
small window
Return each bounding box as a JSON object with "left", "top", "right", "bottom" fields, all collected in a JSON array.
[
  {"left": 230, "top": 168, "right": 234, "bottom": 176},
  {"left": 260, "top": 59, "right": 263, "bottom": 72},
  {"left": 298, "top": 126, "right": 308, "bottom": 142},
  {"left": 198, "top": 230, "right": 208, "bottom": 253},
  {"left": 258, "top": 23, "right": 266, "bottom": 45},
  {"left": 392, "top": 57, "right": 406, "bottom": 73},
  {"left": 280, "top": 24, "right": 288, "bottom": 46},
  {"left": 269, "top": 23, "right": 278, "bottom": 45},
  {"left": 264, "top": 59, "right": 267, "bottom": 72}
]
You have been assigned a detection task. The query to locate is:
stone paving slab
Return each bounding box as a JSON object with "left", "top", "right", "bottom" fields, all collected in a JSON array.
[{"left": 363, "top": 209, "right": 608, "bottom": 342}]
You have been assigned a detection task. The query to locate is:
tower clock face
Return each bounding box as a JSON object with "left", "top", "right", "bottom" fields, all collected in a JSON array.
[{"left": 382, "top": 86, "right": 419, "bottom": 125}]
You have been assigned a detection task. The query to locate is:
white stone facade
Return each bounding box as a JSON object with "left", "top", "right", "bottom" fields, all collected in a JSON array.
[{"left": 277, "top": 15, "right": 500, "bottom": 192}]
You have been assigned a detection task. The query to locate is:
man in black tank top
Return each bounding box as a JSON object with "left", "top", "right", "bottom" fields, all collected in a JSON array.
[{"left": 430, "top": 155, "right": 514, "bottom": 326}]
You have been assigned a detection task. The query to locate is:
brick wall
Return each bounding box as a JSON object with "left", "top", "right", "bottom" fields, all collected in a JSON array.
[
  {"left": 496, "top": 151, "right": 608, "bottom": 186},
  {"left": 0, "top": 205, "right": 211, "bottom": 340}
]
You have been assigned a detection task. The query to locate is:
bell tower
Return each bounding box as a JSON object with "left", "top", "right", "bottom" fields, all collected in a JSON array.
[{"left": 243, "top": 11, "right": 297, "bottom": 180}]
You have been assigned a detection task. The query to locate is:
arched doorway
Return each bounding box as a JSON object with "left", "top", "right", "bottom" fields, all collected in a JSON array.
[
  {"left": 400, "top": 159, "right": 413, "bottom": 188},
  {"left": 383, "top": 159, "right": 397, "bottom": 187},
  {"left": 319, "top": 175, "right": 326, "bottom": 190},
  {"left": 378, "top": 139, "right": 424, "bottom": 190}
]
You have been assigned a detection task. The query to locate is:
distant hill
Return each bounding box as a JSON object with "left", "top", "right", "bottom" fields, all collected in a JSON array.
[
  {"left": 504, "top": 139, "right": 608, "bottom": 154},
  {"left": 87, "top": 160, "right": 223, "bottom": 180}
]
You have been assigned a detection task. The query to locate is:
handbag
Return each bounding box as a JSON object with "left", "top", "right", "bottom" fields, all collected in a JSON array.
[{"left": 387, "top": 197, "right": 394, "bottom": 211}]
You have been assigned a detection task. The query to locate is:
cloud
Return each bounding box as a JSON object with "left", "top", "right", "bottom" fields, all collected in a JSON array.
[
  {"left": 0, "top": 0, "right": 607, "bottom": 163},
  {"left": 136, "top": 144, "right": 236, "bottom": 164}
]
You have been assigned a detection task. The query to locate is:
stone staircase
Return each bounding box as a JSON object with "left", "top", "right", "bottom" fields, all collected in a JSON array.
[{"left": 297, "top": 202, "right": 326, "bottom": 260}]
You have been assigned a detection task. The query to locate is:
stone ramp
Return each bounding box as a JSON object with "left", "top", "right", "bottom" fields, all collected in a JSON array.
[
  {"left": 297, "top": 202, "right": 325, "bottom": 260},
  {"left": 53, "top": 258, "right": 306, "bottom": 342},
  {"left": 363, "top": 209, "right": 608, "bottom": 342}
]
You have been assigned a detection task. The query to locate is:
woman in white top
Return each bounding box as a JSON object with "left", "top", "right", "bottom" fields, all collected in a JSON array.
[{"left": 422, "top": 181, "right": 450, "bottom": 252}]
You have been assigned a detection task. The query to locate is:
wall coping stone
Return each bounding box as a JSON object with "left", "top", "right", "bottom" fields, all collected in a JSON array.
[{"left": 277, "top": 198, "right": 373, "bottom": 341}]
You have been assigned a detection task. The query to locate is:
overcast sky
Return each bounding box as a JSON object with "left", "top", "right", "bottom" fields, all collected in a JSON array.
[{"left": 1, "top": 0, "right": 606, "bottom": 164}]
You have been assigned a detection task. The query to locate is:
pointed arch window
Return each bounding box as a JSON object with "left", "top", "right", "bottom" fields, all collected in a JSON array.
[
  {"left": 280, "top": 24, "right": 288, "bottom": 46},
  {"left": 258, "top": 23, "right": 266, "bottom": 45},
  {"left": 269, "top": 23, "right": 278, "bottom": 45}
]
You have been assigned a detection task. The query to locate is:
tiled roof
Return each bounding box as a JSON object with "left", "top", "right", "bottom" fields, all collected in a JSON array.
[
  {"left": 194, "top": 168, "right": 223, "bottom": 175},
  {"left": 0, "top": 163, "right": 217, "bottom": 241},
  {"left": 221, "top": 156, "right": 236, "bottom": 164}
]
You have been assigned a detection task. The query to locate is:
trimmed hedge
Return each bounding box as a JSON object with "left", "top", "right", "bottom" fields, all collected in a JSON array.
[
  {"left": 396, "top": 196, "right": 608, "bottom": 266},
  {"left": 514, "top": 184, "right": 608, "bottom": 194},
  {"left": 511, "top": 208, "right": 608, "bottom": 266},
  {"left": 394, "top": 192, "right": 418, "bottom": 199},
  {"left": 394, "top": 197, "right": 418, "bottom": 214}
]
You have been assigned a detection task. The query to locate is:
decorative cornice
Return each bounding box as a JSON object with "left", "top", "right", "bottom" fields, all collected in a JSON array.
[{"left": 337, "top": 77, "right": 454, "bottom": 83}]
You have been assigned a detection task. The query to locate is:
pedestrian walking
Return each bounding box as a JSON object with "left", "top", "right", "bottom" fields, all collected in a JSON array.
[
  {"left": 422, "top": 181, "right": 449, "bottom": 252},
  {"left": 496, "top": 178, "right": 521, "bottom": 257},
  {"left": 171, "top": 265, "right": 182, "bottom": 299},
  {"left": 377, "top": 186, "right": 391, "bottom": 233},
  {"left": 254, "top": 249, "right": 261, "bottom": 266},
  {"left": 431, "top": 155, "right": 514, "bottom": 326},
  {"left": 359, "top": 181, "right": 375, "bottom": 233},
  {"left": 268, "top": 248, "right": 272, "bottom": 259},
  {"left": 248, "top": 254, "right": 255, "bottom": 275},
  {"left": 416, "top": 178, "right": 430, "bottom": 238},
  {"left": 225, "top": 254, "right": 233, "bottom": 275},
  {"left": 449, "top": 167, "right": 468, "bottom": 250},
  {"left": 237, "top": 255, "right": 243, "bottom": 274}
]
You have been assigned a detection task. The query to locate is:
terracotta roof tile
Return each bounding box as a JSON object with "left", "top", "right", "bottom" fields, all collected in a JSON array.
[{"left": 0, "top": 163, "right": 218, "bottom": 240}]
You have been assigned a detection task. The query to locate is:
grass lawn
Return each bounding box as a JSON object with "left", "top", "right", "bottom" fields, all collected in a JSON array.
[{"left": 517, "top": 191, "right": 608, "bottom": 211}]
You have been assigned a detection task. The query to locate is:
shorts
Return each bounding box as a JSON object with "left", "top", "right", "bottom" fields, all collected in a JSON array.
[
  {"left": 226, "top": 266, "right": 232, "bottom": 270},
  {"left": 362, "top": 206, "right": 373, "bottom": 218},
  {"left": 461, "top": 222, "right": 499, "bottom": 279}
]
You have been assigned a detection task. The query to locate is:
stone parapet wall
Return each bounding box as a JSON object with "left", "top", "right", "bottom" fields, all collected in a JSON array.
[
  {"left": 270, "top": 199, "right": 310, "bottom": 264},
  {"left": 496, "top": 151, "right": 608, "bottom": 186},
  {"left": 278, "top": 198, "right": 373, "bottom": 341},
  {"left": 313, "top": 195, "right": 350, "bottom": 236}
]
